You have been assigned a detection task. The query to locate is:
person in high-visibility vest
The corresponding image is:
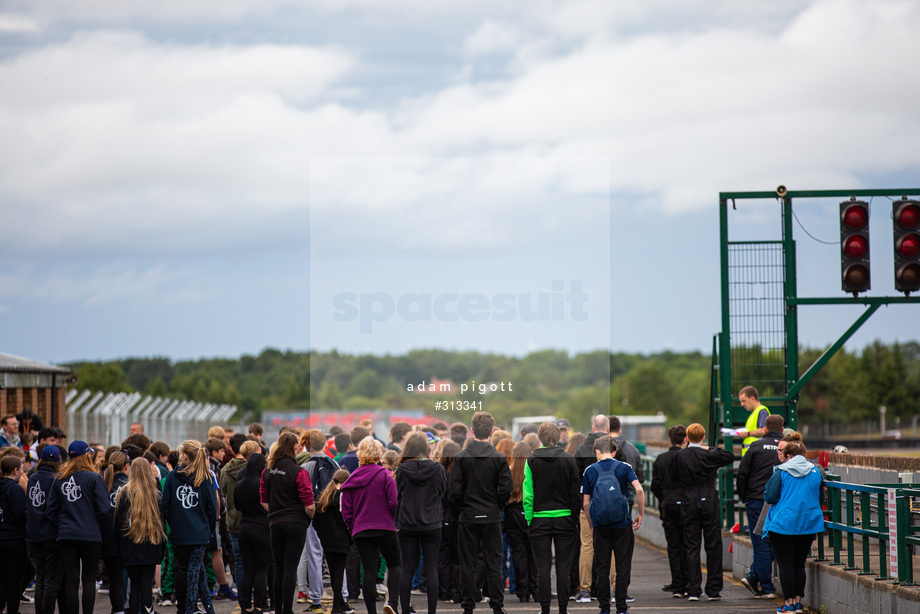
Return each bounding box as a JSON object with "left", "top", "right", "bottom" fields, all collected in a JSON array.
[{"left": 736, "top": 386, "right": 770, "bottom": 457}]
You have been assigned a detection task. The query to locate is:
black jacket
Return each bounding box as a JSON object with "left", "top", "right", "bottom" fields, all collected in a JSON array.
[
  {"left": 674, "top": 444, "right": 735, "bottom": 503},
  {"left": 612, "top": 435, "right": 646, "bottom": 484},
  {"left": 0, "top": 475, "right": 27, "bottom": 542},
  {"left": 450, "top": 439, "right": 513, "bottom": 524},
  {"left": 312, "top": 490, "right": 351, "bottom": 554},
  {"left": 235, "top": 455, "right": 269, "bottom": 537},
  {"left": 736, "top": 431, "right": 782, "bottom": 503},
  {"left": 574, "top": 432, "right": 605, "bottom": 478},
  {"left": 651, "top": 446, "right": 683, "bottom": 507},
  {"left": 115, "top": 491, "right": 166, "bottom": 566},
  {"left": 395, "top": 459, "right": 446, "bottom": 531},
  {"left": 523, "top": 445, "right": 581, "bottom": 520}
]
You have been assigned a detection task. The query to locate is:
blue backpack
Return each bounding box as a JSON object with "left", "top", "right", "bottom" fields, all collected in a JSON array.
[{"left": 589, "top": 461, "right": 630, "bottom": 527}]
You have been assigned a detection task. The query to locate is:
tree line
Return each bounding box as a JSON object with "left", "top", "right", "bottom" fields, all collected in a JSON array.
[{"left": 64, "top": 341, "right": 920, "bottom": 431}]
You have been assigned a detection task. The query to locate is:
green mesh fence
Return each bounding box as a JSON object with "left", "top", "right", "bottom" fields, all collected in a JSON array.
[{"left": 727, "top": 241, "right": 787, "bottom": 400}]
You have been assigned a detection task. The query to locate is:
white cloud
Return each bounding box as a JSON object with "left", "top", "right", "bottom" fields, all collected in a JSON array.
[
  {"left": 0, "top": 14, "right": 39, "bottom": 32},
  {"left": 1, "top": 0, "right": 919, "bottom": 260}
]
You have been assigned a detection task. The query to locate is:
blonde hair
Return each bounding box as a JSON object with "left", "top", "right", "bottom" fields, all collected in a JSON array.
[
  {"left": 490, "top": 430, "right": 512, "bottom": 448},
  {"left": 357, "top": 436, "right": 382, "bottom": 466},
  {"left": 58, "top": 452, "right": 96, "bottom": 480},
  {"left": 208, "top": 425, "right": 226, "bottom": 440},
  {"left": 178, "top": 440, "right": 211, "bottom": 487},
  {"left": 240, "top": 440, "right": 260, "bottom": 459},
  {"left": 317, "top": 469, "right": 350, "bottom": 514},
  {"left": 116, "top": 458, "right": 166, "bottom": 545}
]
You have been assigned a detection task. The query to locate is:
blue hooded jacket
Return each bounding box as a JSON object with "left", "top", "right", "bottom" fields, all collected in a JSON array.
[
  {"left": 161, "top": 465, "right": 217, "bottom": 546},
  {"left": 47, "top": 469, "right": 111, "bottom": 542},
  {"left": 26, "top": 465, "right": 59, "bottom": 542},
  {"left": 763, "top": 455, "right": 825, "bottom": 536}
]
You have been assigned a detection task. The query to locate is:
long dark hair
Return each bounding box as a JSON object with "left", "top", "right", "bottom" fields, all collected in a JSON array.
[
  {"left": 437, "top": 441, "right": 461, "bottom": 475},
  {"left": 268, "top": 432, "right": 298, "bottom": 469},
  {"left": 397, "top": 432, "right": 430, "bottom": 466}
]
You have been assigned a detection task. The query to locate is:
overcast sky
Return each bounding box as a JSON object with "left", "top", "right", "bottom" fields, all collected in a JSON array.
[{"left": 1, "top": 0, "right": 919, "bottom": 364}]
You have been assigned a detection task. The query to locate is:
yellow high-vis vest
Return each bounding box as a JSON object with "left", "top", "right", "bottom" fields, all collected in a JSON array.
[{"left": 741, "top": 404, "right": 770, "bottom": 456}]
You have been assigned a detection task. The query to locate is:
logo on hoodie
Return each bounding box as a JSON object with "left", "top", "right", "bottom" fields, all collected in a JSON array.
[
  {"left": 111, "top": 485, "right": 123, "bottom": 508},
  {"left": 177, "top": 483, "right": 199, "bottom": 509},
  {"left": 29, "top": 482, "right": 45, "bottom": 507},
  {"left": 61, "top": 477, "right": 82, "bottom": 502}
]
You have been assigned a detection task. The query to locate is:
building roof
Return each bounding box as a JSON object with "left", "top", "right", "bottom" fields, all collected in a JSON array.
[{"left": 0, "top": 352, "right": 73, "bottom": 375}]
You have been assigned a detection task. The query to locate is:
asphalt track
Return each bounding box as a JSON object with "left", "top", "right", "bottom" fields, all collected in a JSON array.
[{"left": 14, "top": 537, "right": 785, "bottom": 614}]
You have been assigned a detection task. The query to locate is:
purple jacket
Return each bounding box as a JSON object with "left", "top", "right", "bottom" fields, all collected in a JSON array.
[{"left": 340, "top": 464, "right": 397, "bottom": 536}]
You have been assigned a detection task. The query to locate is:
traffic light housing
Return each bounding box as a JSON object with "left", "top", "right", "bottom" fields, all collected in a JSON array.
[
  {"left": 892, "top": 198, "right": 920, "bottom": 295},
  {"left": 840, "top": 199, "right": 870, "bottom": 294}
]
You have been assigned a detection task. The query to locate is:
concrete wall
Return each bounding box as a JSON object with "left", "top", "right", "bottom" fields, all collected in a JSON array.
[{"left": 732, "top": 535, "right": 920, "bottom": 614}]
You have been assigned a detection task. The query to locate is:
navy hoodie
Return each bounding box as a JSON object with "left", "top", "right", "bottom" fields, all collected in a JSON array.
[
  {"left": 47, "top": 469, "right": 111, "bottom": 542},
  {"left": 26, "top": 465, "right": 59, "bottom": 542},
  {"left": 0, "top": 475, "right": 28, "bottom": 542},
  {"left": 101, "top": 472, "right": 128, "bottom": 558},
  {"left": 161, "top": 466, "right": 217, "bottom": 546}
]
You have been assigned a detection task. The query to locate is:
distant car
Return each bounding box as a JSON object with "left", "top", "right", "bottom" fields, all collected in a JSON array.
[{"left": 883, "top": 430, "right": 902, "bottom": 440}]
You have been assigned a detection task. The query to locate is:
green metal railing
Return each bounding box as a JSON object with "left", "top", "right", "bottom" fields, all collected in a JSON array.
[
  {"left": 641, "top": 456, "right": 658, "bottom": 512},
  {"left": 822, "top": 481, "right": 892, "bottom": 579},
  {"left": 895, "top": 488, "right": 920, "bottom": 585}
]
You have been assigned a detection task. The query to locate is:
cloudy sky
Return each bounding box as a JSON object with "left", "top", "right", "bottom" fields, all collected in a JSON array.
[{"left": 1, "top": 0, "right": 919, "bottom": 364}]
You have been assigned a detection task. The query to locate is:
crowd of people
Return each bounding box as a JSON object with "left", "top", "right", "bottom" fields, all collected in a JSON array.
[
  {"left": 651, "top": 386, "right": 826, "bottom": 614},
  {"left": 0, "top": 393, "right": 827, "bottom": 614}
]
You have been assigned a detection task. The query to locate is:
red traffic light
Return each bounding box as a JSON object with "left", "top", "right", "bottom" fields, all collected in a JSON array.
[
  {"left": 843, "top": 235, "right": 868, "bottom": 259},
  {"left": 894, "top": 202, "right": 920, "bottom": 229},
  {"left": 840, "top": 199, "right": 870, "bottom": 294},
  {"left": 842, "top": 205, "right": 869, "bottom": 229},
  {"left": 897, "top": 234, "right": 920, "bottom": 259}
]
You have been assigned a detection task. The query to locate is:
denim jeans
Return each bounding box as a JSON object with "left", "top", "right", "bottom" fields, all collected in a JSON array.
[{"left": 746, "top": 500, "right": 776, "bottom": 593}]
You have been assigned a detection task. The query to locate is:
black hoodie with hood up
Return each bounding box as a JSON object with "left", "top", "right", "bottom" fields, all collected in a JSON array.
[{"left": 395, "top": 458, "right": 446, "bottom": 531}]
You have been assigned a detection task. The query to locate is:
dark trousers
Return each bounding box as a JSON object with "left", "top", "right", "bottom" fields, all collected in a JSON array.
[
  {"left": 682, "top": 500, "right": 723, "bottom": 598},
  {"left": 102, "top": 555, "right": 126, "bottom": 614},
  {"left": 593, "top": 526, "right": 634, "bottom": 614},
  {"left": 770, "top": 533, "right": 814, "bottom": 600},
  {"left": 345, "top": 544, "right": 361, "bottom": 602},
  {"left": 239, "top": 529, "right": 271, "bottom": 610},
  {"left": 503, "top": 507, "right": 536, "bottom": 600},
  {"left": 398, "top": 529, "right": 441, "bottom": 614},
  {"left": 529, "top": 516, "right": 578, "bottom": 611},
  {"left": 270, "top": 522, "right": 308, "bottom": 614},
  {"left": 354, "top": 532, "right": 401, "bottom": 614},
  {"left": 745, "top": 501, "right": 776, "bottom": 592},
  {"left": 175, "top": 544, "right": 214, "bottom": 614},
  {"left": 325, "top": 551, "right": 348, "bottom": 614},
  {"left": 125, "top": 565, "right": 156, "bottom": 614},
  {"left": 29, "top": 540, "right": 62, "bottom": 614},
  {"left": 660, "top": 504, "right": 686, "bottom": 591},
  {"left": 0, "top": 540, "right": 27, "bottom": 614},
  {"left": 458, "top": 522, "right": 504, "bottom": 612},
  {"left": 437, "top": 523, "right": 460, "bottom": 602},
  {"left": 59, "top": 540, "right": 102, "bottom": 614}
]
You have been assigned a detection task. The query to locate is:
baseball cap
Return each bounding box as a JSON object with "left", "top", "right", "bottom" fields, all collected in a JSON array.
[
  {"left": 41, "top": 446, "right": 62, "bottom": 461},
  {"left": 67, "top": 440, "right": 92, "bottom": 457},
  {"left": 556, "top": 419, "right": 571, "bottom": 428}
]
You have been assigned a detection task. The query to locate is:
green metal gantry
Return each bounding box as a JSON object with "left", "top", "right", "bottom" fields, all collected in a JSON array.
[{"left": 712, "top": 188, "right": 920, "bottom": 525}]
